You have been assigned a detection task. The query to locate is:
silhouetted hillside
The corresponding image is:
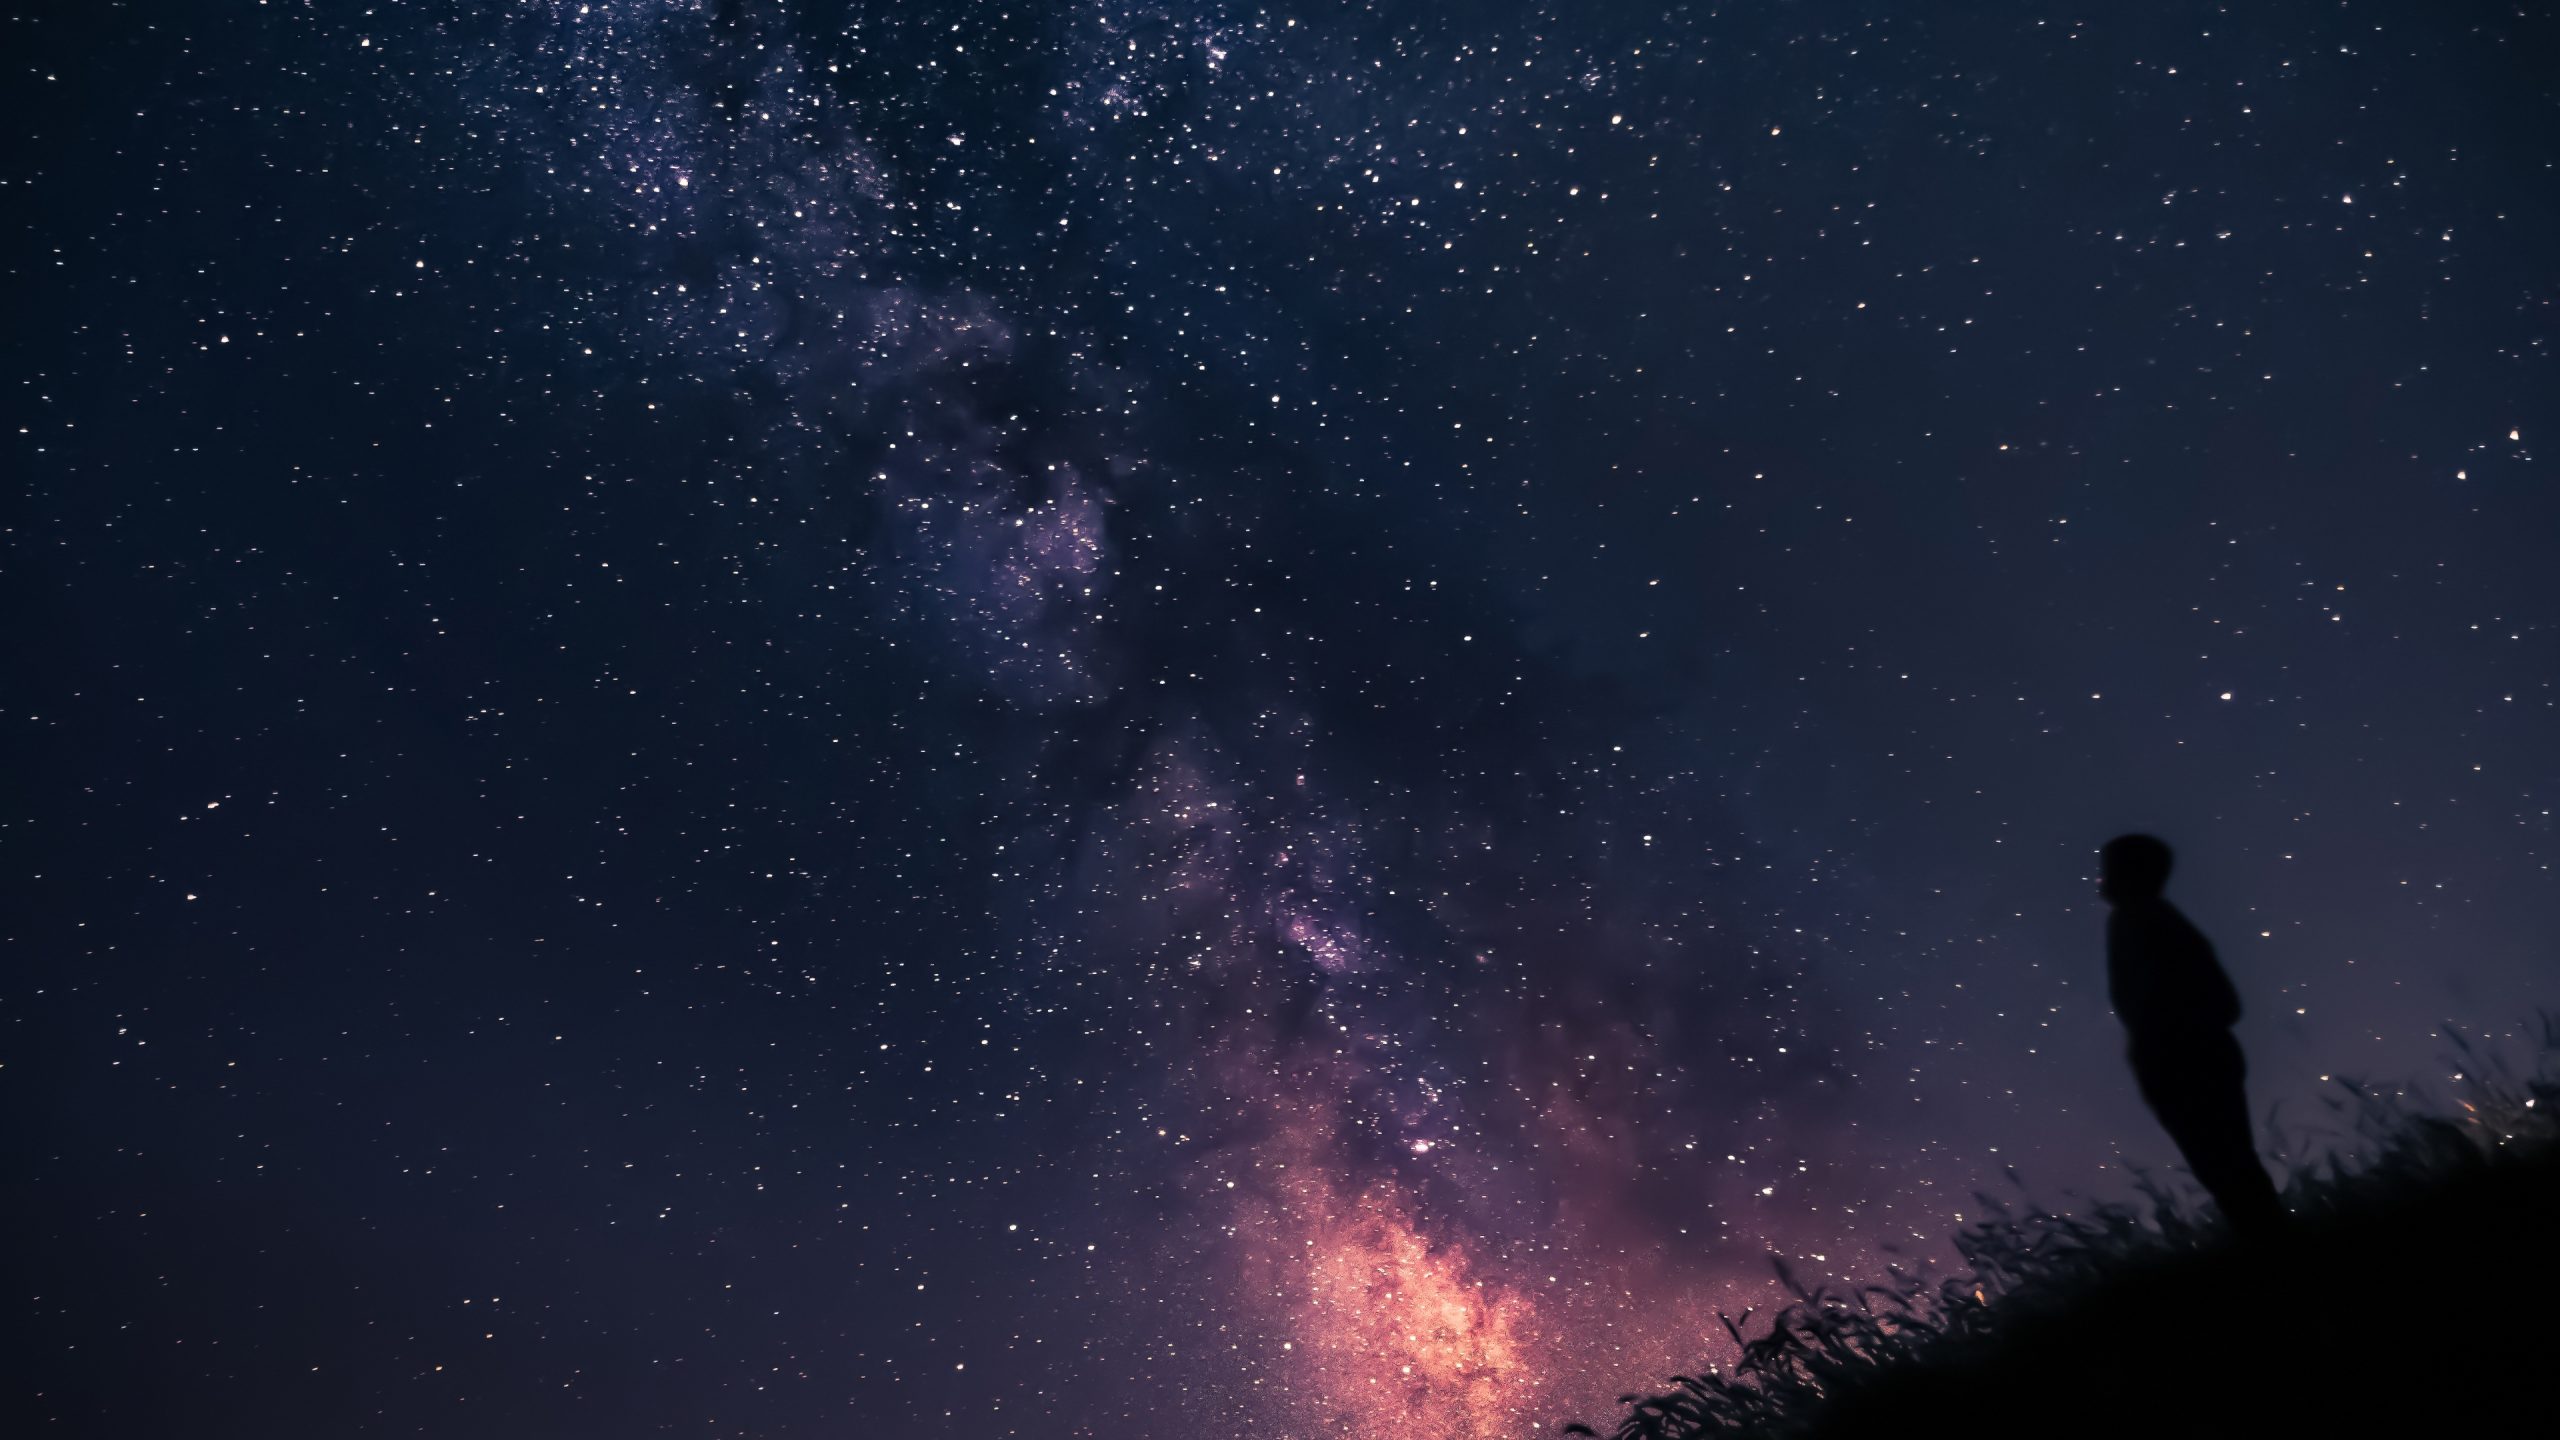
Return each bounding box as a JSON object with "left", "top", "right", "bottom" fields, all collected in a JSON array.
[{"left": 1571, "top": 1025, "right": 2560, "bottom": 1440}]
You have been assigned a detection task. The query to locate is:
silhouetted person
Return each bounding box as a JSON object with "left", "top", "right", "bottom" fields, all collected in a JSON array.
[{"left": 2100, "top": 834, "right": 2287, "bottom": 1238}]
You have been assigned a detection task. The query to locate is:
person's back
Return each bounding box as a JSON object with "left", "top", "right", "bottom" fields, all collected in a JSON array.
[
  {"left": 2099, "top": 834, "right": 2285, "bottom": 1237},
  {"left": 2105, "top": 892, "right": 2240, "bottom": 1041}
]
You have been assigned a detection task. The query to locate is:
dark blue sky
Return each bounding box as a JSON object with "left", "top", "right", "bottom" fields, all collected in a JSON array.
[{"left": 9, "top": 3, "right": 2554, "bottom": 1436}]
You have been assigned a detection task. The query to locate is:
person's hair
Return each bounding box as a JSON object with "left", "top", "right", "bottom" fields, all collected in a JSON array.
[{"left": 2101, "top": 833, "right": 2174, "bottom": 896}]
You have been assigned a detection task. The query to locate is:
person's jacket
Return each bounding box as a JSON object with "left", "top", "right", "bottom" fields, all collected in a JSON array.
[{"left": 2106, "top": 897, "right": 2242, "bottom": 1038}]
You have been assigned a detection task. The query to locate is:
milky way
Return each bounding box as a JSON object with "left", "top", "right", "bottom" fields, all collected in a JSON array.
[
  {"left": 12, "top": 2, "right": 2557, "bottom": 1436},
  {"left": 431, "top": 6, "right": 1879, "bottom": 1427}
]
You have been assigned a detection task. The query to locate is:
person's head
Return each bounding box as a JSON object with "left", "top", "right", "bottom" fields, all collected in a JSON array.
[{"left": 2099, "top": 833, "right": 2173, "bottom": 903}]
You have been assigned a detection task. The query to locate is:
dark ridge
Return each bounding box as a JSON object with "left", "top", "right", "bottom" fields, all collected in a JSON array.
[{"left": 1570, "top": 1024, "right": 2560, "bottom": 1439}]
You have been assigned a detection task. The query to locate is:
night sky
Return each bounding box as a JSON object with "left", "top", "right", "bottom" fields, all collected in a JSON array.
[{"left": 8, "top": 2, "right": 2556, "bottom": 1436}]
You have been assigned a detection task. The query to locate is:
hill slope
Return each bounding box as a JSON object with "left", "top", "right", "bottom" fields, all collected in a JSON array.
[{"left": 1572, "top": 1038, "right": 2559, "bottom": 1439}]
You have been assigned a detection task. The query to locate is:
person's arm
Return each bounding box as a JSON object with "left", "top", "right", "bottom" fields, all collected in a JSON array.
[
  {"left": 2165, "top": 907, "right": 2241, "bottom": 1027},
  {"left": 2200, "top": 935, "right": 2241, "bottom": 1027}
]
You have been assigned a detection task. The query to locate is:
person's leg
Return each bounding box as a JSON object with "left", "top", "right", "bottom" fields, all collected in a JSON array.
[
  {"left": 2142, "top": 1037, "right": 2283, "bottom": 1237},
  {"left": 2196, "top": 1047, "right": 2285, "bottom": 1236},
  {"left": 2188, "top": 1099, "right": 2284, "bottom": 1235}
]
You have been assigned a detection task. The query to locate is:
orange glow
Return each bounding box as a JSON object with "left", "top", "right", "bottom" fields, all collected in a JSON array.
[
  {"left": 1296, "top": 1183, "right": 1531, "bottom": 1436},
  {"left": 1239, "top": 1144, "right": 1541, "bottom": 1437}
]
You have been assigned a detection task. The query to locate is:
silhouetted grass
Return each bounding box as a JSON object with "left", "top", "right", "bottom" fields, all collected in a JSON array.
[{"left": 1569, "top": 1020, "right": 2560, "bottom": 1440}]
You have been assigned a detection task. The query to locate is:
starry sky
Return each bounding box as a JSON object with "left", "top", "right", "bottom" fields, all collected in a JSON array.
[{"left": 7, "top": 2, "right": 2555, "bottom": 1436}]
